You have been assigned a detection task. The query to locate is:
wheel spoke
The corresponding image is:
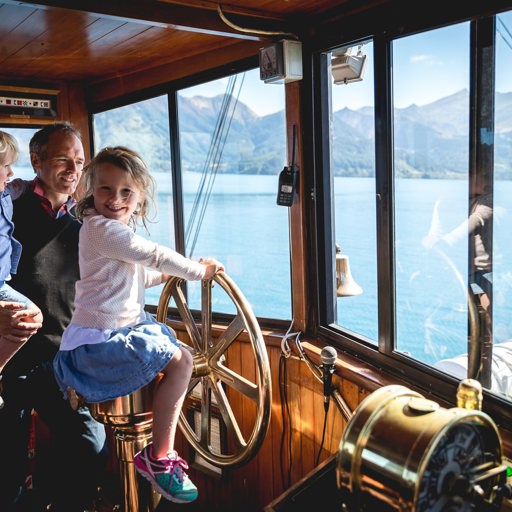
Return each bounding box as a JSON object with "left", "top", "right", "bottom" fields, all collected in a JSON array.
[
  {"left": 198, "top": 380, "right": 212, "bottom": 447},
  {"left": 157, "top": 278, "right": 202, "bottom": 352},
  {"left": 210, "top": 376, "right": 246, "bottom": 450},
  {"left": 207, "top": 314, "right": 245, "bottom": 361},
  {"left": 212, "top": 363, "right": 259, "bottom": 402},
  {"left": 200, "top": 279, "right": 213, "bottom": 353}
]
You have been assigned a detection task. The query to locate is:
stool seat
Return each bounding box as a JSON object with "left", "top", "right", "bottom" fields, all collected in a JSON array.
[
  {"left": 89, "top": 382, "right": 156, "bottom": 428},
  {"left": 68, "top": 374, "right": 162, "bottom": 428}
]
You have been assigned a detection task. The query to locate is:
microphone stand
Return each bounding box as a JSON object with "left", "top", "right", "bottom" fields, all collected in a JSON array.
[
  {"left": 294, "top": 337, "right": 352, "bottom": 422},
  {"left": 331, "top": 388, "right": 352, "bottom": 423}
]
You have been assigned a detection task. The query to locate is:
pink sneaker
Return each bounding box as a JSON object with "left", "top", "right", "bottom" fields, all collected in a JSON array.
[{"left": 133, "top": 444, "right": 198, "bottom": 503}]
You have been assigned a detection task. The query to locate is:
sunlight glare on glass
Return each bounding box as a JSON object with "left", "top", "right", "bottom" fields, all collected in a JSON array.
[
  {"left": 496, "top": 11, "right": 512, "bottom": 93},
  {"left": 393, "top": 22, "right": 470, "bottom": 108},
  {"left": 178, "top": 68, "right": 284, "bottom": 117}
]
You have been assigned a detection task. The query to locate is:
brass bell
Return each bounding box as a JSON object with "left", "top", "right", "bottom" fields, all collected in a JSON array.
[{"left": 336, "top": 244, "right": 363, "bottom": 297}]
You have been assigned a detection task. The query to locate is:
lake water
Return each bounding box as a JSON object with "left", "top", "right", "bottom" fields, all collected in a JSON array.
[
  {"left": 13, "top": 168, "right": 512, "bottom": 367},
  {"left": 149, "top": 173, "right": 512, "bottom": 368}
]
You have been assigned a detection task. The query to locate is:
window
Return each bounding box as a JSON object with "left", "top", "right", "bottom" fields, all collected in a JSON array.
[
  {"left": 3, "top": 127, "right": 38, "bottom": 180},
  {"left": 330, "top": 41, "right": 378, "bottom": 342},
  {"left": 393, "top": 24, "right": 470, "bottom": 365},
  {"left": 177, "top": 70, "right": 290, "bottom": 318},
  {"left": 490, "top": 10, "right": 512, "bottom": 396},
  {"left": 92, "top": 69, "right": 291, "bottom": 319},
  {"left": 322, "top": 9, "right": 512, "bottom": 408},
  {"left": 93, "top": 95, "right": 173, "bottom": 305}
]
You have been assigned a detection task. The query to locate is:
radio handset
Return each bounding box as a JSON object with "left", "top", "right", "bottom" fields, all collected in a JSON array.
[
  {"left": 276, "top": 125, "right": 299, "bottom": 207},
  {"left": 277, "top": 164, "right": 298, "bottom": 207}
]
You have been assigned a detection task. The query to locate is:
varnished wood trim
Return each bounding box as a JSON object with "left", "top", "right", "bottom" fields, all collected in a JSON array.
[
  {"left": 0, "top": 116, "right": 55, "bottom": 125},
  {"left": 298, "top": 340, "right": 394, "bottom": 391},
  {"left": 87, "top": 40, "right": 261, "bottom": 105},
  {"left": 286, "top": 81, "right": 309, "bottom": 332},
  {"left": 0, "top": 85, "right": 59, "bottom": 95},
  {"left": 63, "top": 83, "right": 91, "bottom": 161}
]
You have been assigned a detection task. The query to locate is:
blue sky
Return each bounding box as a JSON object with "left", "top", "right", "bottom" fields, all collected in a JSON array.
[{"left": 180, "top": 11, "right": 512, "bottom": 116}]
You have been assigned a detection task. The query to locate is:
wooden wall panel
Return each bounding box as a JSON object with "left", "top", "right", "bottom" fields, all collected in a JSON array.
[
  {"left": 32, "top": 322, "right": 512, "bottom": 511},
  {"left": 155, "top": 333, "right": 350, "bottom": 511}
]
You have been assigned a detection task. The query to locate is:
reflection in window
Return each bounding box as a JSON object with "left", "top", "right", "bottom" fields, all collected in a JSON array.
[
  {"left": 491, "top": 11, "right": 512, "bottom": 397},
  {"left": 93, "top": 96, "right": 173, "bottom": 305},
  {"left": 393, "top": 26, "right": 472, "bottom": 366},
  {"left": 331, "top": 41, "right": 378, "bottom": 342},
  {"left": 177, "top": 69, "right": 291, "bottom": 319}
]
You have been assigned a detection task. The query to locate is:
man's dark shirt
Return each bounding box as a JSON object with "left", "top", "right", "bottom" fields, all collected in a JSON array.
[{"left": 6, "top": 185, "right": 81, "bottom": 376}]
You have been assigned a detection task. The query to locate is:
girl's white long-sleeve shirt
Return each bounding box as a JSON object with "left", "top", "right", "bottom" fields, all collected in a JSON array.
[{"left": 70, "top": 214, "right": 205, "bottom": 330}]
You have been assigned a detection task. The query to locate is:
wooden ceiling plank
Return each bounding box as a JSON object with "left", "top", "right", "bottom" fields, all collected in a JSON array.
[
  {"left": 0, "top": 25, "right": 221, "bottom": 82},
  {"left": 29, "top": 11, "right": 109, "bottom": 56},
  {"left": 80, "top": 27, "right": 216, "bottom": 77},
  {"left": 157, "top": 0, "right": 288, "bottom": 20},
  {"left": 0, "top": 7, "right": 45, "bottom": 43},
  {"left": 0, "top": 10, "right": 122, "bottom": 81},
  {"left": 0, "top": 9, "right": 48, "bottom": 63},
  {"left": 78, "top": 23, "right": 160, "bottom": 55},
  {"left": 0, "top": 3, "right": 37, "bottom": 31},
  {"left": 157, "top": 0, "right": 338, "bottom": 19},
  {"left": 2, "top": 0, "right": 294, "bottom": 41},
  {"left": 70, "top": 17, "right": 137, "bottom": 58},
  {"left": 103, "top": 27, "right": 214, "bottom": 63}
]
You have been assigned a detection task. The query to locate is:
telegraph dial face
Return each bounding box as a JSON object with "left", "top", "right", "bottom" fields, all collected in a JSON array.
[{"left": 418, "top": 422, "right": 492, "bottom": 512}]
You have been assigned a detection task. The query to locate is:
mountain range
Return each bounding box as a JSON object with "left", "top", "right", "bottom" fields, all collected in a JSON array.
[
  {"left": 16, "top": 89, "right": 512, "bottom": 180},
  {"left": 333, "top": 89, "right": 512, "bottom": 179}
]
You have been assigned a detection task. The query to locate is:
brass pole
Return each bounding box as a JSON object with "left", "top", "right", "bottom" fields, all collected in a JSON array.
[
  {"left": 113, "top": 423, "right": 161, "bottom": 512},
  {"left": 88, "top": 382, "right": 162, "bottom": 512}
]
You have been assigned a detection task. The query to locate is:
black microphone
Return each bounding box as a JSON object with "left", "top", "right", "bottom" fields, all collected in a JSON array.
[{"left": 320, "top": 346, "right": 337, "bottom": 412}]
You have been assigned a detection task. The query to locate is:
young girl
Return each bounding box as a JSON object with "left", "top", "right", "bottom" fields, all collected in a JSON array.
[
  {"left": 0, "top": 130, "right": 43, "bottom": 409},
  {"left": 53, "top": 146, "right": 224, "bottom": 504}
]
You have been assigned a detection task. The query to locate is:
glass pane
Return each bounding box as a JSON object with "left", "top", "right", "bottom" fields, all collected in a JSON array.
[
  {"left": 177, "top": 68, "right": 291, "bottom": 319},
  {"left": 491, "top": 10, "right": 512, "bottom": 397},
  {"left": 331, "top": 41, "right": 378, "bottom": 342},
  {"left": 1, "top": 127, "right": 38, "bottom": 179},
  {"left": 92, "top": 95, "right": 173, "bottom": 305},
  {"left": 393, "top": 24, "right": 470, "bottom": 365}
]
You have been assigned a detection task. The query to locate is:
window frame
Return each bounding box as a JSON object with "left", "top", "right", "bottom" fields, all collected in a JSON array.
[
  {"left": 89, "top": 59, "right": 293, "bottom": 327},
  {"left": 309, "top": 6, "right": 511, "bottom": 426}
]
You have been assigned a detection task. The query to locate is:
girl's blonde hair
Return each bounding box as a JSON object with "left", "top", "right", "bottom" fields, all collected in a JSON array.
[
  {"left": 0, "top": 130, "right": 19, "bottom": 164},
  {"left": 76, "top": 146, "right": 156, "bottom": 231}
]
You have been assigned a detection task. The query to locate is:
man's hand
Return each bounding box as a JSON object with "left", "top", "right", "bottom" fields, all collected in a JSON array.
[{"left": 0, "top": 301, "right": 43, "bottom": 343}]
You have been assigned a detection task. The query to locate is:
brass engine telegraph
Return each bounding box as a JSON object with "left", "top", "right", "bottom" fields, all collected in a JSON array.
[{"left": 336, "top": 380, "right": 512, "bottom": 511}]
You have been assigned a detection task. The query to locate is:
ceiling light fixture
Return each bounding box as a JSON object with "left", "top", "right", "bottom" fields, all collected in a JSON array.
[{"left": 331, "top": 45, "right": 367, "bottom": 85}]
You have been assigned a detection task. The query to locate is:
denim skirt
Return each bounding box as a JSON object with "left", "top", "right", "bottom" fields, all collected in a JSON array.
[{"left": 53, "top": 314, "right": 180, "bottom": 403}]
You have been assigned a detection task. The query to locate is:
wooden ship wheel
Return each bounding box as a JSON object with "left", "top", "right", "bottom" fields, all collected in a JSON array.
[{"left": 156, "top": 271, "right": 272, "bottom": 469}]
